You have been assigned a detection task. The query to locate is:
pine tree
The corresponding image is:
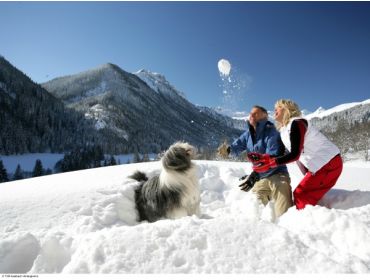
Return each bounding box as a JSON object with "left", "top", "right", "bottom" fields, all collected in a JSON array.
[
  {"left": 0, "top": 160, "right": 9, "bottom": 183},
  {"left": 32, "top": 159, "right": 44, "bottom": 177},
  {"left": 133, "top": 151, "right": 141, "bottom": 163},
  {"left": 13, "top": 164, "right": 24, "bottom": 180},
  {"left": 142, "top": 154, "right": 150, "bottom": 162},
  {"left": 109, "top": 155, "right": 117, "bottom": 166},
  {"left": 45, "top": 168, "right": 52, "bottom": 175}
]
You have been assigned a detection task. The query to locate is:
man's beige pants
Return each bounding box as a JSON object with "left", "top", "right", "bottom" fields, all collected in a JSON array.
[{"left": 252, "top": 173, "right": 293, "bottom": 217}]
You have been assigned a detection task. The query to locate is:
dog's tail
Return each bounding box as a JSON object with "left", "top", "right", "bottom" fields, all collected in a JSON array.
[{"left": 129, "top": 171, "right": 148, "bottom": 182}]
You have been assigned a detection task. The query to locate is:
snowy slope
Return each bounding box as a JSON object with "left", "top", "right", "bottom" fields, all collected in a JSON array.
[
  {"left": 135, "top": 69, "right": 246, "bottom": 132},
  {"left": 134, "top": 69, "right": 186, "bottom": 100},
  {"left": 0, "top": 160, "right": 369, "bottom": 273},
  {"left": 305, "top": 99, "right": 370, "bottom": 120}
]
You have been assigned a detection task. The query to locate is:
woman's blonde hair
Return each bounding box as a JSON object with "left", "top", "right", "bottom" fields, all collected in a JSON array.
[{"left": 275, "top": 99, "right": 302, "bottom": 129}]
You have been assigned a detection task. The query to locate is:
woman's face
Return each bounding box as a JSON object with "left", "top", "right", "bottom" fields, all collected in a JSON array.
[{"left": 274, "top": 105, "right": 284, "bottom": 123}]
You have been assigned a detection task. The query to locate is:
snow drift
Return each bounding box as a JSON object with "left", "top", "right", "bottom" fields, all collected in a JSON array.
[{"left": 0, "top": 160, "right": 369, "bottom": 273}]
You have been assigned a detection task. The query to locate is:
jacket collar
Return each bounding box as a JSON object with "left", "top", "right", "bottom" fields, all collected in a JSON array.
[{"left": 247, "top": 119, "right": 271, "bottom": 135}]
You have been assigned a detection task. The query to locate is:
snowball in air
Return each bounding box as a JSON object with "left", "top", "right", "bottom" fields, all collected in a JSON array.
[{"left": 218, "top": 59, "right": 231, "bottom": 76}]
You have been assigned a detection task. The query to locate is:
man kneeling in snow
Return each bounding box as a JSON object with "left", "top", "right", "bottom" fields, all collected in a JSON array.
[{"left": 218, "top": 105, "right": 293, "bottom": 217}]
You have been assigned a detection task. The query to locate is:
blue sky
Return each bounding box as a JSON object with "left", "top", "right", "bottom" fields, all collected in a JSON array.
[{"left": 1, "top": 1, "right": 370, "bottom": 113}]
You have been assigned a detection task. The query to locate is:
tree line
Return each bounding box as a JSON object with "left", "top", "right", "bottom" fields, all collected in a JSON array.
[
  {"left": 0, "top": 145, "right": 155, "bottom": 184},
  {"left": 0, "top": 159, "right": 52, "bottom": 183}
]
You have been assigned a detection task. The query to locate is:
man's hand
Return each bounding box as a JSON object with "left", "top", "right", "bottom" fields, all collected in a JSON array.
[
  {"left": 217, "top": 141, "right": 230, "bottom": 159},
  {"left": 252, "top": 154, "right": 278, "bottom": 173},
  {"left": 238, "top": 171, "right": 260, "bottom": 192}
]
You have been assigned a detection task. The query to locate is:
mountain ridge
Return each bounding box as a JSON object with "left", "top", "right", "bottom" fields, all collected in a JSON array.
[
  {"left": 0, "top": 56, "right": 108, "bottom": 155},
  {"left": 42, "top": 63, "right": 243, "bottom": 153},
  {"left": 1, "top": 55, "right": 368, "bottom": 159}
]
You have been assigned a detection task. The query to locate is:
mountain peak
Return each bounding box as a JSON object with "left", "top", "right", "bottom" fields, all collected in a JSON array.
[
  {"left": 134, "top": 69, "right": 186, "bottom": 99},
  {"left": 315, "top": 106, "right": 326, "bottom": 113},
  {"left": 100, "top": 62, "right": 121, "bottom": 70},
  {"left": 94, "top": 62, "right": 126, "bottom": 75},
  {"left": 135, "top": 69, "right": 167, "bottom": 83},
  {"left": 305, "top": 99, "right": 370, "bottom": 120},
  {"left": 307, "top": 106, "right": 326, "bottom": 118},
  {"left": 98, "top": 62, "right": 115, "bottom": 70}
]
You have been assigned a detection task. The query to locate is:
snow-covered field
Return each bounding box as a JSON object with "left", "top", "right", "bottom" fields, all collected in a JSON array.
[{"left": 0, "top": 159, "right": 369, "bottom": 274}]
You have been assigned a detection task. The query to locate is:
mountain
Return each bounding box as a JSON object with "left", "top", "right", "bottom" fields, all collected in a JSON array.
[
  {"left": 135, "top": 69, "right": 187, "bottom": 100},
  {"left": 4, "top": 54, "right": 367, "bottom": 159},
  {"left": 301, "top": 109, "right": 313, "bottom": 116},
  {"left": 0, "top": 56, "right": 105, "bottom": 155},
  {"left": 307, "top": 99, "right": 370, "bottom": 160},
  {"left": 42, "top": 64, "right": 243, "bottom": 154},
  {"left": 135, "top": 69, "right": 248, "bottom": 131},
  {"left": 306, "top": 100, "right": 370, "bottom": 123},
  {"left": 196, "top": 106, "right": 248, "bottom": 131}
]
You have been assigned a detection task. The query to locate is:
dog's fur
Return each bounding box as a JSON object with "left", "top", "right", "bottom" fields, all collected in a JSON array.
[{"left": 129, "top": 142, "right": 200, "bottom": 223}]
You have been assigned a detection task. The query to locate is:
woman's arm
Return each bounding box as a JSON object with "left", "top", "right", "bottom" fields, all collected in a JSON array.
[{"left": 275, "top": 119, "right": 307, "bottom": 165}]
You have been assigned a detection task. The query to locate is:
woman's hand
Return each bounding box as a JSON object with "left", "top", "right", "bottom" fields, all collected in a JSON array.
[{"left": 249, "top": 153, "right": 278, "bottom": 173}]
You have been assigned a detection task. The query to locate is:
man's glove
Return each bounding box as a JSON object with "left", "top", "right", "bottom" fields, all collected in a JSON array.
[
  {"left": 217, "top": 141, "right": 230, "bottom": 159},
  {"left": 251, "top": 154, "right": 278, "bottom": 173},
  {"left": 238, "top": 171, "right": 260, "bottom": 192}
]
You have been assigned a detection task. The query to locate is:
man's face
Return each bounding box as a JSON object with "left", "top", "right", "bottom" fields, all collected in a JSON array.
[{"left": 249, "top": 107, "right": 265, "bottom": 126}]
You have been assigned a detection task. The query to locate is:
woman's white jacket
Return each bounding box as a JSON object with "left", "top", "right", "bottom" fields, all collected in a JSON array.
[{"left": 280, "top": 117, "right": 340, "bottom": 173}]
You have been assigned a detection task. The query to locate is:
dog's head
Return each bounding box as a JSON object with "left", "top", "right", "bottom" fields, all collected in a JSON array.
[{"left": 162, "top": 142, "right": 196, "bottom": 172}]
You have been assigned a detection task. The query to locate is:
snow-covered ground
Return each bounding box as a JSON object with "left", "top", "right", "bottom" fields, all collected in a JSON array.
[{"left": 0, "top": 159, "right": 369, "bottom": 274}]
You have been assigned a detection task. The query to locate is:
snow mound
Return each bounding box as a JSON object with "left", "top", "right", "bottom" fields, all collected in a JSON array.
[
  {"left": 0, "top": 233, "right": 40, "bottom": 273},
  {"left": 0, "top": 160, "right": 370, "bottom": 273}
]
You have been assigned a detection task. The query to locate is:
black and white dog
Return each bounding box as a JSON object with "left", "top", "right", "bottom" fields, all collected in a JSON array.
[{"left": 129, "top": 142, "right": 200, "bottom": 223}]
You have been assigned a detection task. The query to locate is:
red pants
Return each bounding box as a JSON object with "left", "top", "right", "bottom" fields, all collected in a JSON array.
[{"left": 293, "top": 155, "right": 343, "bottom": 210}]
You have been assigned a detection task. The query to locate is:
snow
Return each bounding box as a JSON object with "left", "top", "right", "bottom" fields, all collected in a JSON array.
[
  {"left": 218, "top": 59, "right": 231, "bottom": 76},
  {"left": 305, "top": 99, "right": 370, "bottom": 120},
  {"left": 134, "top": 69, "right": 186, "bottom": 99},
  {"left": 84, "top": 104, "right": 108, "bottom": 130},
  {"left": 85, "top": 81, "right": 108, "bottom": 98},
  {"left": 0, "top": 160, "right": 369, "bottom": 274}
]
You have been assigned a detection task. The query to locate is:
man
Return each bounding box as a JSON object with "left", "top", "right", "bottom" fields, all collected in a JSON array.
[{"left": 218, "top": 105, "right": 293, "bottom": 217}]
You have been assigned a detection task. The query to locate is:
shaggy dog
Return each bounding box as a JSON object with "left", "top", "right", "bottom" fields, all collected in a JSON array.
[{"left": 129, "top": 142, "right": 200, "bottom": 223}]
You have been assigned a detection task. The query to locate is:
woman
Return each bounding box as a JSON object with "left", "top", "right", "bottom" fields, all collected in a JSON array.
[{"left": 250, "top": 99, "right": 343, "bottom": 209}]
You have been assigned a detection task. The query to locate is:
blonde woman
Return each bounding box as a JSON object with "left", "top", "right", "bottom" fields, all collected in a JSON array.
[{"left": 250, "top": 99, "right": 343, "bottom": 209}]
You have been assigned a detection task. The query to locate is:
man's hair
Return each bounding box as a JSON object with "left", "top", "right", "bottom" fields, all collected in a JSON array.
[{"left": 252, "top": 105, "right": 268, "bottom": 115}]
